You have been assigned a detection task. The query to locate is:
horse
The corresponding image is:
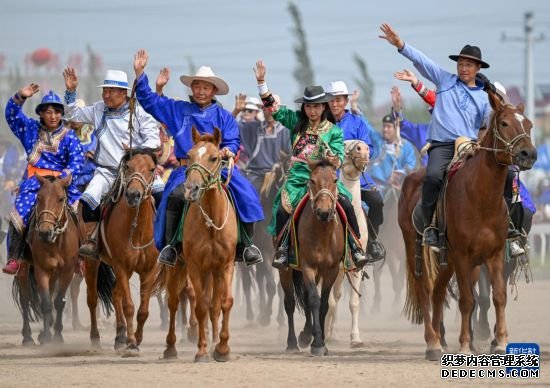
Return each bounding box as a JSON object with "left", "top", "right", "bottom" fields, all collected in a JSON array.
[
  {"left": 84, "top": 149, "right": 158, "bottom": 355},
  {"left": 156, "top": 127, "right": 238, "bottom": 362},
  {"left": 325, "top": 140, "right": 369, "bottom": 347},
  {"left": 279, "top": 157, "right": 345, "bottom": 356},
  {"left": 13, "top": 174, "right": 79, "bottom": 345},
  {"left": 399, "top": 89, "right": 537, "bottom": 360}
]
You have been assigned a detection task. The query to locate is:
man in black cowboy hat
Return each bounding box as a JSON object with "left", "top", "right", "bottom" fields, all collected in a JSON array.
[{"left": 379, "top": 23, "right": 491, "bottom": 249}]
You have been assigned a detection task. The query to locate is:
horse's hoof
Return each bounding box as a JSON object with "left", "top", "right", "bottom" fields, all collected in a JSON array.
[
  {"left": 298, "top": 332, "right": 312, "bottom": 348},
  {"left": 91, "top": 339, "right": 101, "bottom": 349},
  {"left": 22, "top": 338, "right": 36, "bottom": 347},
  {"left": 350, "top": 341, "right": 364, "bottom": 348},
  {"left": 311, "top": 345, "right": 328, "bottom": 356},
  {"left": 425, "top": 348, "right": 443, "bottom": 361},
  {"left": 114, "top": 340, "right": 126, "bottom": 352},
  {"left": 53, "top": 334, "right": 64, "bottom": 344},
  {"left": 194, "top": 353, "right": 210, "bottom": 363},
  {"left": 121, "top": 343, "right": 140, "bottom": 358},
  {"left": 490, "top": 342, "right": 506, "bottom": 354},
  {"left": 163, "top": 348, "right": 178, "bottom": 360},
  {"left": 38, "top": 332, "right": 52, "bottom": 345},
  {"left": 213, "top": 348, "right": 230, "bottom": 362},
  {"left": 286, "top": 346, "right": 300, "bottom": 353}
]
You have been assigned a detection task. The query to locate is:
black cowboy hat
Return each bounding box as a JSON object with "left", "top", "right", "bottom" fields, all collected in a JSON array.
[
  {"left": 382, "top": 114, "right": 394, "bottom": 124},
  {"left": 449, "top": 45, "right": 490, "bottom": 69},
  {"left": 294, "top": 85, "right": 335, "bottom": 104}
]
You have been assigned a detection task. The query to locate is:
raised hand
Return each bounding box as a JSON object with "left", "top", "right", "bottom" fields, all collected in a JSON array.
[
  {"left": 155, "top": 67, "right": 170, "bottom": 94},
  {"left": 18, "top": 83, "right": 40, "bottom": 99},
  {"left": 350, "top": 89, "right": 361, "bottom": 114},
  {"left": 394, "top": 69, "right": 418, "bottom": 86},
  {"left": 134, "top": 49, "right": 149, "bottom": 78},
  {"left": 254, "top": 60, "right": 266, "bottom": 83},
  {"left": 379, "top": 23, "right": 404, "bottom": 49},
  {"left": 234, "top": 93, "right": 247, "bottom": 111},
  {"left": 391, "top": 86, "right": 402, "bottom": 112},
  {"left": 63, "top": 67, "right": 78, "bottom": 91}
]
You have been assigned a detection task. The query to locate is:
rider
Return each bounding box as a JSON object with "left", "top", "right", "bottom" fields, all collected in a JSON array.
[
  {"left": 379, "top": 23, "right": 491, "bottom": 249},
  {"left": 3, "top": 86, "right": 84, "bottom": 275},
  {"left": 132, "top": 50, "right": 264, "bottom": 267},
  {"left": 325, "top": 81, "right": 386, "bottom": 263},
  {"left": 253, "top": 60, "right": 368, "bottom": 270},
  {"left": 63, "top": 67, "right": 165, "bottom": 259}
]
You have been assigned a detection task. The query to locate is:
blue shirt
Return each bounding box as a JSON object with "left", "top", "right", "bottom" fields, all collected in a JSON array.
[
  {"left": 334, "top": 111, "right": 377, "bottom": 160},
  {"left": 399, "top": 43, "right": 491, "bottom": 142},
  {"left": 399, "top": 116, "right": 429, "bottom": 166}
]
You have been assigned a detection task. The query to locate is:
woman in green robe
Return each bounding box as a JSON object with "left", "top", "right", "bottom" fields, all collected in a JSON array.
[{"left": 254, "top": 60, "right": 367, "bottom": 270}]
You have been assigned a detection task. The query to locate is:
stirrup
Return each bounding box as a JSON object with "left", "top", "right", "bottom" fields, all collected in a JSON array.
[
  {"left": 243, "top": 245, "right": 263, "bottom": 267},
  {"left": 158, "top": 246, "right": 178, "bottom": 267},
  {"left": 509, "top": 240, "right": 526, "bottom": 258},
  {"left": 79, "top": 240, "right": 99, "bottom": 259},
  {"left": 422, "top": 226, "right": 440, "bottom": 252}
]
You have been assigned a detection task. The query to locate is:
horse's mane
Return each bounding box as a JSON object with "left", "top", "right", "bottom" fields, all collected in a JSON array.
[
  {"left": 197, "top": 133, "right": 218, "bottom": 145},
  {"left": 120, "top": 148, "right": 158, "bottom": 166},
  {"left": 310, "top": 157, "right": 336, "bottom": 171},
  {"left": 42, "top": 175, "right": 58, "bottom": 182}
]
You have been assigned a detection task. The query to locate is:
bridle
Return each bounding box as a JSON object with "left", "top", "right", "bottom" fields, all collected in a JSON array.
[
  {"left": 308, "top": 177, "right": 338, "bottom": 222},
  {"left": 35, "top": 198, "right": 69, "bottom": 242},
  {"left": 344, "top": 140, "right": 369, "bottom": 173}
]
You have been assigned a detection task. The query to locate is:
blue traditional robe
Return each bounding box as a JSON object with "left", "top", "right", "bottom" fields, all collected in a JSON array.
[
  {"left": 5, "top": 97, "right": 84, "bottom": 233},
  {"left": 135, "top": 73, "right": 264, "bottom": 249}
]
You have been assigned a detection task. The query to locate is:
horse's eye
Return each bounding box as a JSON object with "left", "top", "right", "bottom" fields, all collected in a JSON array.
[
  {"left": 209, "top": 156, "right": 218, "bottom": 162},
  {"left": 59, "top": 198, "right": 64, "bottom": 202},
  {"left": 150, "top": 167, "right": 156, "bottom": 173},
  {"left": 500, "top": 121, "right": 509, "bottom": 127},
  {"left": 333, "top": 178, "right": 338, "bottom": 184}
]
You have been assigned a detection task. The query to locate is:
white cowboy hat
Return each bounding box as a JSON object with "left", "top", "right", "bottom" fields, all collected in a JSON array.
[
  {"left": 244, "top": 96, "right": 261, "bottom": 111},
  {"left": 180, "top": 66, "right": 229, "bottom": 95},
  {"left": 325, "top": 81, "right": 352, "bottom": 96},
  {"left": 97, "top": 70, "right": 131, "bottom": 90}
]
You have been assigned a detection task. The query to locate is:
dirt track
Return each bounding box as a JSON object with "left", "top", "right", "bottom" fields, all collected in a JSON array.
[{"left": 0, "top": 266, "right": 548, "bottom": 387}]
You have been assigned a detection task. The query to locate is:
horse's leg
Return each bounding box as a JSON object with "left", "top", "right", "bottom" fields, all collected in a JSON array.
[
  {"left": 486, "top": 253, "right": 508, "bottom": 354},
  {"left": 17, "top": 263, "right": 35, "bottom": 346},
  {"left": 189, "top": 267, "right": 209, "bottom": 362},
  {"left": 258, "top": 262, "right": 276, "bottom": 327},
  {"left": 431, "top": 265, "right": 454, "bottom": 352},
  {"left": 185, "top": 278, "right": 199, "bottom": 343},
  {"left": 119, "top": 271, "right": 139, "bottom": 354},
  {"left": 53, "top": 269, "right": 74, "bottom": 344},
  {"left": 276, "top": 279, "right": 286, "bottom": 327},
  {"left": 302, "top": 269, "right": 325, "bottom": 356},
  {"left": 111, "top": 271, "right": 127, "bottom": 351},
  {"left": 157, "top": 292, "right": 168, "bottom": 331},
  {"left": 209, "top": 273, "right": 222, "bottom": 345},
  {"left": 134, "top": 270, "right": 155, "bottom": 347},
  {"left": 239, "top": 263, "right": 254, "bottom": 323},
  {"left": 371, "top": 263, "right": 382, "bottom": 314},
  {"left": 325, "top": 267, "right": 343, "bottom": 342},
  {"left": 298, "top": 285, "right": 313, "bottom": 349},
  {"left": 84, "top": 259, "right": 101, "bottom": 347},
  {"left": 213, "top": 261, "right": 235, "bottom": 362},
  {"left": 279, "top": 269, "right": 298, "bottom": 352},
  {"left": 319, "top": 268, "right": 340, "bottom": 353},
  {"left": 70, "top": 275, "right": 86, "bottom": 330},
  {"left": 455, "top": 263, "right": 476, "bottom": 354},
  {"left": 349, "top": 271, "right": 363, "bottom": 347},
  {"left": 387, "top": 251, "right": 401, "bottom": 308},
  {"left": 34, "top": 267, "right": 53, "bottom": 345},
  {"left": 163, "top": 269, "right": 182, "bottom": 359},
  {"left": 475, "top": 264, "right": 491, "bottom": 342}
]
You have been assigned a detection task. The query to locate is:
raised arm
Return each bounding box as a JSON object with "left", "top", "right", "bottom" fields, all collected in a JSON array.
[
  {"left": 395, "top": 69, "right": 436, "bottom": 108},
  {"left": 63, "top": 67, "right": 96, "bottom": 124},
  {"left": 5, "top": 83, "right": 40, "bottom": 150}
]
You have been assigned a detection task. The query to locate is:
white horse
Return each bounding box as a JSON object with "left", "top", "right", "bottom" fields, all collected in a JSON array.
[{"left": 325, "top": 140, "right": 369, "bottom": 347}]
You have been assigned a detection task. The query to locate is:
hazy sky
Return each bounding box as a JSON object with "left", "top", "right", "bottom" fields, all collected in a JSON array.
[{"left": 2, "top": 0, "right": 550, "bottom": 109}]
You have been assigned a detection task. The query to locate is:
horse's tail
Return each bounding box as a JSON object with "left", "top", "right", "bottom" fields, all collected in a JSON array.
[
  {"left": 97, "top": 262, "right": 115, "bottom": 317},
  {"left": 152, "top": 263, "right": 167, "bottom": 296},
  {"left": 403, "top": 243, "right": 440, "bottom": 325},
  {"left": 292, "top": 270, "right": 307, "bottom": 314},
  {"left": 11, "top": 266, "right": 42, "bottom": 322}
]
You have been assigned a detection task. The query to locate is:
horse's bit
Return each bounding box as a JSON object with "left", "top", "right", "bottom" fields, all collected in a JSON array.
[{"left": 35, "top": 199, "right": 69, "bottom": 243}]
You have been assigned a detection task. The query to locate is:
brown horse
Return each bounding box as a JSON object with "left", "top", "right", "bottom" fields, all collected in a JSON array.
[
  {"left": 84, "top": 149, "right": 159, "bottom": 354},
  {"left": 399, "top": 90, "right": 537, "bottom": 360},
  {"left": 157, "top": 127, "right": 238, "bottom": 362},
  {"left": 14, "top": 174, "right": 79, "bottom": 345},
  {"left": 279, "top": 158, "right": 345, "bottom": 356}
]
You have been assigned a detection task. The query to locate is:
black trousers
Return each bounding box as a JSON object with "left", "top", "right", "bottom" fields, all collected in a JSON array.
[
  {"left": 422, "top": 142, "right": 455, "bottom": 225},
  {"left": 360, "top": 188, "right": 384, "bottom": 238}
]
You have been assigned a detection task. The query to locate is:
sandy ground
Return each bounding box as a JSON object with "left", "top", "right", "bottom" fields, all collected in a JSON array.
[{"left": 0, "top": 262, "right": 548, "bottom": 388}]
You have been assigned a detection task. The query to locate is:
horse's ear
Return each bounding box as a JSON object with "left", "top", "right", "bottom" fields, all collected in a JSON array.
[
  {"left": 517, "top": 103, "right": 525, "bottom": 114},
  {"left": 306, "top": 158, "right": 318, "bottom": 172},
  {"left": 213, "top": 127, "right": 222, "bottom": 146},
  {"left": 191, "top": 126, "right": 201, "bottom": 144},
  {"left": 487, "top": 89, "right": 502, "bottom": 111},
  {"left": 35, "top": 173, "right": 46, "bottom": 185},
  {"left": 60, "top": 173, "right": 72, "bottom": 187}
]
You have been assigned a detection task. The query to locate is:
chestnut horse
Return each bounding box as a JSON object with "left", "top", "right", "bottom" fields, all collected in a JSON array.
[
  {"left": 279, "top": 158, "right": 345, "bottom": 356},
  {"left": 84, "top": 149, "right": 159, "bottom": 355},
  {"left": 158, "top": 127, "right": 238, "bottom": 362},
  {"left": 399, "top": 90, "right": 537, "bottom": 360},
  {"left": 13, "top": 175, "right": 79, "bottom": 345},
  {"left": 326, "top": 140, "right": 369, "bottom": 347}
]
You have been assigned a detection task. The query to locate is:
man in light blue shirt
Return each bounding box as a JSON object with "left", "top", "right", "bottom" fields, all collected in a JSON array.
[{"left": 379, "top": 23, "right": 491, "bottom": 248}]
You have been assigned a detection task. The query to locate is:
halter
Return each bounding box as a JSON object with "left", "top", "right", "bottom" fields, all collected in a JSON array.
[
  {"left": 344, "top": 140, "right": 369, "bottom": 173},
  {"left": 308, "top": 180, "right": 338, "bottom": 222},
  {"left": 477, "top": 106, "right": 531, "bottom": 166},
  {"left": 186, "top": 155, "right": 233, "bottom": 230},
  {"left": 35, "top": 199, "right": 69, "bottom": 242}
]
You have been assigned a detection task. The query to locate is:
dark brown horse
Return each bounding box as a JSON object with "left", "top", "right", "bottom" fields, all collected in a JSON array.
[
  {"left": 14, "top": 174, "right": 79, "bottom": 345},
  {"left": 279, "top": 158, "right": 345, "bottom": 356},
  {"left": 157, "top": 127, "right": 238, "bottom": 362},
  {"left": 84, "top": 149, "right": 159, "bottom": 355},
  {"left": 399, "top": 90, "right": 537, "bottom": 360}
]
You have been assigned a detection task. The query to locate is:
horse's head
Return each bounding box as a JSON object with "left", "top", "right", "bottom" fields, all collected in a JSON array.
[
  {"left": 485, "top": 89, "right": 537, "bottom": 170},
  {"left": 122, "top": 149, "right": 157, "bottom": 208},
  {"left": 307, "top": 157, "right": 339, "bottom": 223},
  {"left": 35, "top": 174, "right": 71, "bottom": 243},
  {"left": 184, "top": 126, "right": 223, "bottom": 202},
  {"left": 260, "top": 150, "right": 291, "bottom": 201},
  {"left": 343, "top": 140, "right": 369, "bottom": 178}
]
